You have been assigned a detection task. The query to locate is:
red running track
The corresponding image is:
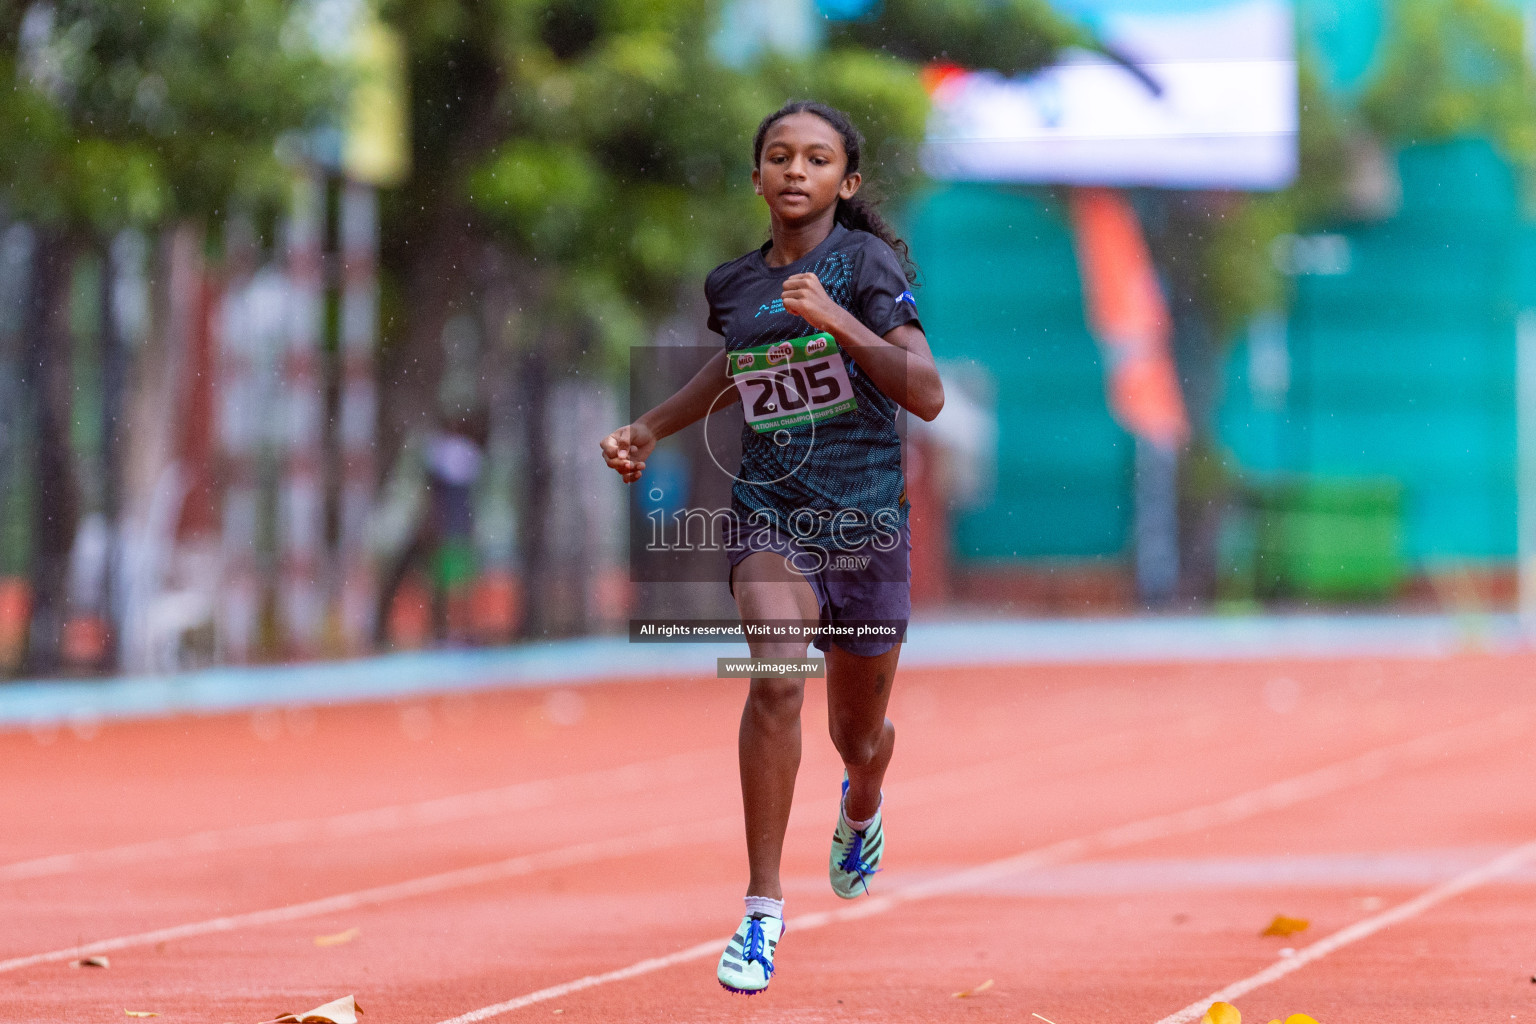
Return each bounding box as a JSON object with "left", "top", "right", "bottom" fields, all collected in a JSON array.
[{"left": 3, "top": 651, "right": 1535, "bottom": 1023}]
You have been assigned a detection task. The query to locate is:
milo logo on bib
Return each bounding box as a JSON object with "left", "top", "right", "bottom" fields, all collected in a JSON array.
[{"left": 727, "top": 332, "right": 858, "bottom": 434}]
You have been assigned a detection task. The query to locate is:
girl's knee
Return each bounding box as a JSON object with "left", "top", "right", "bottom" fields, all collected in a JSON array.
[
  {"left": 831, "top": 718, "right": 891, "bottom": 768},
  {"left": 747, "top": 677, "right": 805, "bottom": 725}
]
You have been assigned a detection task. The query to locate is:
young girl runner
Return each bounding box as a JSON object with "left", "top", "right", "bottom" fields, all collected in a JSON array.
[{"left": 599, "top": 100, "right": 943, "bottom": 994}]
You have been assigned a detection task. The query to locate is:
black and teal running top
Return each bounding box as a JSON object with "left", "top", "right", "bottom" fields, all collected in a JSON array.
[{"left": 704, "top": 224, "right": 922, "bottom": 548}]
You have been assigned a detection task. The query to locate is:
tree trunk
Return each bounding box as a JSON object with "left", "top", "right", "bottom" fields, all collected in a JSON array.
[
  {"left": 376, "top": 32, "right": 503, "bottom": 484},
  {"left": 100, "top": 235, "right": 127, "bottom": 671},
  {"left": 22, "top": 227, "right": 80, "bottom": 674},
  {"left": 1169, "top": 299, "right": 1226, "bottom": 602},
  {"left": 1142, "top": 191, "right": 1231, "bottom": 604},
  {"left": 518, "top": 342, "right": 554, "bottom": 637},
  {"left": 378, "top": 195, "right": 468, "bottom": 466}
]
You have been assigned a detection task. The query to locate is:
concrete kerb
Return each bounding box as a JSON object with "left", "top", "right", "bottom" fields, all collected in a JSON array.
[{"left": 0, "top": 612, "right": 1524, "bottom": 731}]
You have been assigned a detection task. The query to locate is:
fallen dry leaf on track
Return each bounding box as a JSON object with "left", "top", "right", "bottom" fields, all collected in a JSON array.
[
  {"left": 1200, "top": 1001, "right": 1241, "bottom": 1024},
  {"left": 257, "top": 994, "right": 364, "bottom": 1024},
  {"left": 313, "top": 927, "right": 360, "bottom": 947},
  {"left": 69, "top": 956, "right": 109, "bottom": 968},
  {"left": 1261, "top": 915, "right": 1309, "bottom": 937},
  {"left": 124, "top": 1013, "right": 159, "bottom": 1018},
  {"left": 952, "top": 979, "right": 994, "bottom": 998}
]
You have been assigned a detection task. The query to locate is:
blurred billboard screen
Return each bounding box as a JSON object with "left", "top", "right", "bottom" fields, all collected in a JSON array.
[{"left": 922, "top": 0, "right": 1297, "bottom": 191}]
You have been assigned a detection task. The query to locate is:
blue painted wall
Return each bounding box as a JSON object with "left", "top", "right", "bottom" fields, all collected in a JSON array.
[
  {"left": 912, "top": 139, "right": 1532, "bottom": 568},
  {"left": 907, "top": 185, "right": 1132, "bottom": 560},
  {"left": 1222, "top": 139, "right": 1528, "bottom": 562}
]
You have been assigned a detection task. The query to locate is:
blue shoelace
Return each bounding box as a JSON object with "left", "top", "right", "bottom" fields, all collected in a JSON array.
[
  {"left": 742, "top": 917, "right": 774, "bottom": 977},
  {"left": 837, "top": 831, "right": 881, "bottom": 893}
]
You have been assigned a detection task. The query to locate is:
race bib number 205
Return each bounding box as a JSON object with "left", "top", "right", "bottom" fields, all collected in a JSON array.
[{"left": 727, "top": 332, "right": 857, "bottom": 434}]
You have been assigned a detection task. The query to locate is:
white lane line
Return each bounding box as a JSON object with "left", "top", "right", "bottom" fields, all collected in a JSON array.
[
  {"left": 434, "top": 937, "right": 730, "bottom": 1022},
  {"left": 5, "top": 706, "right": 1527, "bottom": 986},
  {"left": 1152, "top": 837, "right": 1536, "bottom": 1024},
  {"left": 429, "top": 707, "right": 1536, "bottom": 1024},
  {"left": 0, "top": 750, "right": 721, "bottom": 883},
  {"left": 896, "top": 846, "right": 1536, "bottom": 895},
  {"left": 0, "top": 736, "right": 1129, "bottom": 972},
  {"left": 0, "top": 817, "right": 735, "bottom": 974},
  {"left": 0, "top": 719, "right": 1139, "bottom": 886}
]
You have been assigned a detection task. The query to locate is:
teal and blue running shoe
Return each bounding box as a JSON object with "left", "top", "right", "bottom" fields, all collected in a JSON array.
[
  {"left": 829, "top": 777, "right": 883, "bottom": 899},
  {"left": 716, "top": 914, "right": 783, "bottom": 995}
]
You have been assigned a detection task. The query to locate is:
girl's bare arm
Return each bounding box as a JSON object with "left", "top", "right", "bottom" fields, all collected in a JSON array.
[
  {"left": 779, "top": 273, "right": 944, "bottom": 421},
  {"left": 599, "top": 348, "right": 739, "bottom": 483}
]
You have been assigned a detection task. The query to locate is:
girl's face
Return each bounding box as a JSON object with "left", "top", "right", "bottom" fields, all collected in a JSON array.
[{"left": 753, "top": 112, "right": 861, "bottom": 225}]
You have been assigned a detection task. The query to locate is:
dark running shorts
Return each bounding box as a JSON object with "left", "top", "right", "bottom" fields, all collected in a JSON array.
[{"left": 725, "top": 522, "right": 910, "bottom": 658}]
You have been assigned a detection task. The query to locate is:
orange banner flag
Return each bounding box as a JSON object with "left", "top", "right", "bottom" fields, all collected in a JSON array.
[{"left": 1068, "top": 187, "right": 1189, "bottom": 450}]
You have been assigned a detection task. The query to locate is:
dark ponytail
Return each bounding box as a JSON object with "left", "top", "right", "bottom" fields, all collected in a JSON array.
[{"left": 752, "top": 99, "right": 919, "bottom": 285}]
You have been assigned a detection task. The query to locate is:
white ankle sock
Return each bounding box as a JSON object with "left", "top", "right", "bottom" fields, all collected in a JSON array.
[
  {"left": 841, "top": 790, "right": 883, "bottom": 833},
  {"left": 744, "top": 895, "right": 784, "bottom": 920}
]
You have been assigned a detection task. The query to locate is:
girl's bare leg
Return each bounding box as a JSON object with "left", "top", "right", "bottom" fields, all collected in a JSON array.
[
  {"left": 730, "top": 551, "right": 819, "bottom": 900},
  {"left": 826, "top": 642, "right": 901, "bottom": 822}
]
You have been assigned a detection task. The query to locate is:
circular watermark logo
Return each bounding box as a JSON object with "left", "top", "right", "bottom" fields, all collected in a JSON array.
[{"left": 703, "top": 371, "right": 815, "bottom": 487}]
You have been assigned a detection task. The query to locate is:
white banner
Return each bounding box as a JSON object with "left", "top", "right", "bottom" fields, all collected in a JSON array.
[{"left": 923, "top": 0, "right": 1297, "bottom": 191}]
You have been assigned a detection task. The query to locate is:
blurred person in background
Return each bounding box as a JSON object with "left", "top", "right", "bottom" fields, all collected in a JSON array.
[{"left": 375, "top": 410, "right": 489, "bottom": 648}]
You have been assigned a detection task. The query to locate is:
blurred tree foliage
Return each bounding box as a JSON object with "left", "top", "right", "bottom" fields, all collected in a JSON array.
[
  {"left": 1153, "top": 0, "right": 1536, "bottom": 599},
  {"left": 1154, "top": 62, "right": 1355, "bottom": 347},
  {"left": 1177, "top": 0, "right": 1536, "bottom": 351},
  {"left": 0, "top": 0, "right": 335, "bottom": 231},
  {"left": 826, "top": 0, "right": 1089, "bottom": 79},
  {"left": 380, "top": 0, "right": 1082, "bottom": 369},
  {"left": 1360, "top": 0, "right": 1536, "bottom": 170},
  {"left": 0, "top": 0, "right": 336, "bottom": 671},
  {"left": 377, "top": 0, "right": 1081, "bottom": 634}
]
